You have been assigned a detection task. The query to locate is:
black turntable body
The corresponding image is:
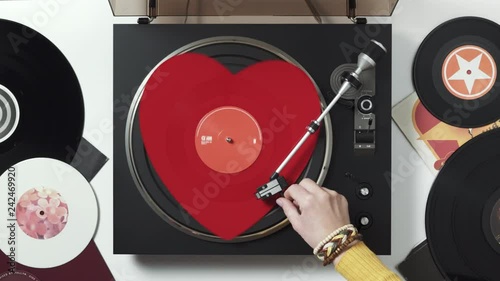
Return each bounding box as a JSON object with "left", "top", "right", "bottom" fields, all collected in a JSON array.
[{"left": 113, "top": 24, "right": 392, "bottom": 255}]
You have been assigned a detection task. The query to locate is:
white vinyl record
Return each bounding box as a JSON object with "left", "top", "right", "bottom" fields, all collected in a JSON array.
[{"left": 0, "top": 157, "right": 98, "bottom": 268}]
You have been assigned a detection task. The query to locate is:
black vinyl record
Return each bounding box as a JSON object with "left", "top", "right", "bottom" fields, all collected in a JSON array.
[
  {"left": 0, "top": 19, "right": 84, "bottom": 172},
  {"left": 426, "top": 128, "right": 500, "bottom": 281},
  {"left": 414, "top": 17, "right": 500, "bottom": 128}
]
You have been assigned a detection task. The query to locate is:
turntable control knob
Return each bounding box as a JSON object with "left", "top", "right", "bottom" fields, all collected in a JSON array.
[
  {"left": 357, "top": 96, "right": 374, "bottom": 114},
  {"left": 360, "top": 187, "right": 370, "bottom": 196},
  {"left": 356, "top": 183, "right": 372, "bottom": 199},
  {"left": 360, "top": 99, "right": 372, "bottom": 112},
  {"left": 356, "top": 212, "right": 373, "bottom": 229}
]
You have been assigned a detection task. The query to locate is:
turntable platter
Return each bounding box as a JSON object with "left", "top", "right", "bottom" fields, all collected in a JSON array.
[{"left": 125, "top": 37, "right": 333, "bottom": 242}]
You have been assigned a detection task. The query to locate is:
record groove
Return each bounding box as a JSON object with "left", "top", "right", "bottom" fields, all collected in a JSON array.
[
  {"left": 426, "top": 128, "right": 500, "bottom": 281},
  {"left": 0, "top": 19, "right": 84, "bottom": 170}
]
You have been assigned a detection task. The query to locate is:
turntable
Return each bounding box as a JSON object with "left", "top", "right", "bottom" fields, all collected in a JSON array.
[{"left": 112, "top": 0, "right": 395, "bottom": 255}]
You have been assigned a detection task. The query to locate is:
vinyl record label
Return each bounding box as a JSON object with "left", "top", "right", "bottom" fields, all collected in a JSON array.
[
  {"left": 0, "top": 84, "right": 20, "bottom": 144},
  {"left": 441, "top": 45, "right": 497, "bottom": 100}
]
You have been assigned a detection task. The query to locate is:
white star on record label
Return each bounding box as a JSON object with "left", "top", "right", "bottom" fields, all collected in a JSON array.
[{"left": 448, "top": 54, "right": 491, "bottom": 95}]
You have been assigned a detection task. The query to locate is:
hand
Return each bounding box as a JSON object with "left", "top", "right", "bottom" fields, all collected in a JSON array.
[{"left": 276, "top": 178, "right": 351, "bottom": 249}]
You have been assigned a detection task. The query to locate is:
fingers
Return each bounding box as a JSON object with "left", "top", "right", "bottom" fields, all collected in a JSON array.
[
  {"left": 322, "top": 187, "right": 348, "bottom": 206},
  {"left": 322, "top": 187, "right": 337, "bottom": 195},
  {"left": 284, "top": 184, "right": 309, "bottom": 203},
  {"left": 298, "top": 178, "right": 322, "bottom": 194},
  {"left": 276, "top": 198, "right": 300, "bottom": 225},
  {"left": 322, "top": 187, "right": 343, "bottom": 198},
  {"left": 299, "top": 178, "right": 331, "bottom": 201}
]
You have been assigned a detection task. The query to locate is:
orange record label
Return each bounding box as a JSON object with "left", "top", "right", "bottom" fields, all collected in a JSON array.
[
  {"left": 442, "top": 45, "right": 497, "bottom": 100},
  {"left": 195, "top": 106, "right": 263, "bottom": 174}
]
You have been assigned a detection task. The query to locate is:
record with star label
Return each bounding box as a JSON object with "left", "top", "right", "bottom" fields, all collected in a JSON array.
[{"left": 413, "top": 17, "right": 500, "bottom": 128}]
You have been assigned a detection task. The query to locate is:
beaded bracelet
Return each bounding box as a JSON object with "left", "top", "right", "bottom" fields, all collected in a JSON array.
[
  {"left": 315, "top": 227, "right": 357, "bottom": 261},
  {"left": 315, "top": 227, "right": 362, "bottom": 266},
  {"left": 321, "top": 233, "right": 363, "bottom": 266},
  {"left": 313, "top": 224, "right": 354, "bottom": 255}
]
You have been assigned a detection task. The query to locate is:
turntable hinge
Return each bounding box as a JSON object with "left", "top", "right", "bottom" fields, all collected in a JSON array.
[
  {"left": 138, "top": 0, "right": 158, "bottom": 24},
  {"left": 347, "top": 0, "right": 367, "bottom": 24}
]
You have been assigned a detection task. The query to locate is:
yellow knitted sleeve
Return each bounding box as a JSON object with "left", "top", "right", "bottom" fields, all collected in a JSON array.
[{"left": 335, "top": 242, "right": 402, "bottom": 281}]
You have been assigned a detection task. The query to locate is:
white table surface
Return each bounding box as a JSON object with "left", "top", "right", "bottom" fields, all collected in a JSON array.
[{"left": 1, "top": 0, "right": 499, "bottom": 280}]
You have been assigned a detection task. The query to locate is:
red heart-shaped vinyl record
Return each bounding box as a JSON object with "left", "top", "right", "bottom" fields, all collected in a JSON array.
[{"left": 139, "top": 53, "right": 321, "bottom": 240}]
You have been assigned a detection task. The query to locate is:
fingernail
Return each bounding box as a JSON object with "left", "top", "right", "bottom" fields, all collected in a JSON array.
[{"left": 276, "top": 198, "right": 283, "bottom": 207}]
